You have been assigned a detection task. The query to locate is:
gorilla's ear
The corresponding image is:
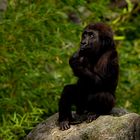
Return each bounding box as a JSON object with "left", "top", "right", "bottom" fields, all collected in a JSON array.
[{"left": 101, "top": 36, "right": 115, "bottom": 49}]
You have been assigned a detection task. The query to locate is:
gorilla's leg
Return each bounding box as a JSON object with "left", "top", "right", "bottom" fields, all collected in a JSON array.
[
  {"left": 86, "top": 92, "right": 115, "bottom": 122},
  {"left": 59, "top": 84, "right": 78, "bottom": 130}
]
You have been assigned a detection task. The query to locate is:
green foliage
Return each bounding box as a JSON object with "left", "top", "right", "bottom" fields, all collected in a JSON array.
[{"left": 0, "top": 0, "right": 140, "bottom": 139}]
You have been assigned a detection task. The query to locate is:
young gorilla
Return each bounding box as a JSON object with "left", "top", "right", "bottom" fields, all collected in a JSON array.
[{"left": 58, "top": 23, "right": 119, "bottom": 130}]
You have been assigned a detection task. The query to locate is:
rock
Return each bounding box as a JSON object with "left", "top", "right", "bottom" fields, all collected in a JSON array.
[{"left": 26, "top": 108, "right": 140, "bottom": 140}]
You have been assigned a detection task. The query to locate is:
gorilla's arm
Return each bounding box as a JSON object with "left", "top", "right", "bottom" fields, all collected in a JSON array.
[
  {"left": 69, "top": 50, "right": 118, "bottom": 85},
  {"left": 69, "top": 51, "right": 84, "bottom": 77},
  {"left": 93, "top": 50, "right": 119, "bottom": 86}
]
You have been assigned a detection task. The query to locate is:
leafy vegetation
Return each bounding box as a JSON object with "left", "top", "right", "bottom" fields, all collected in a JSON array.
[{"left": 0, "top": 0, "right": 140, "bottom": 139}]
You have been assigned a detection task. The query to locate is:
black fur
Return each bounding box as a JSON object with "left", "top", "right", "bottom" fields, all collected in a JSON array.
[{"left": 58, "top": 23, "right": 119, "bottom": 130}]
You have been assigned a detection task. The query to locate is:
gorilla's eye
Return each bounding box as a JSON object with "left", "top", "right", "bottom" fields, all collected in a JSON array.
[
  {"left": 82, "top": 31, "right": 88, "bottom": 38},
  {"left": 89, "top": 32, "right": 94, "bottom": 38}
]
